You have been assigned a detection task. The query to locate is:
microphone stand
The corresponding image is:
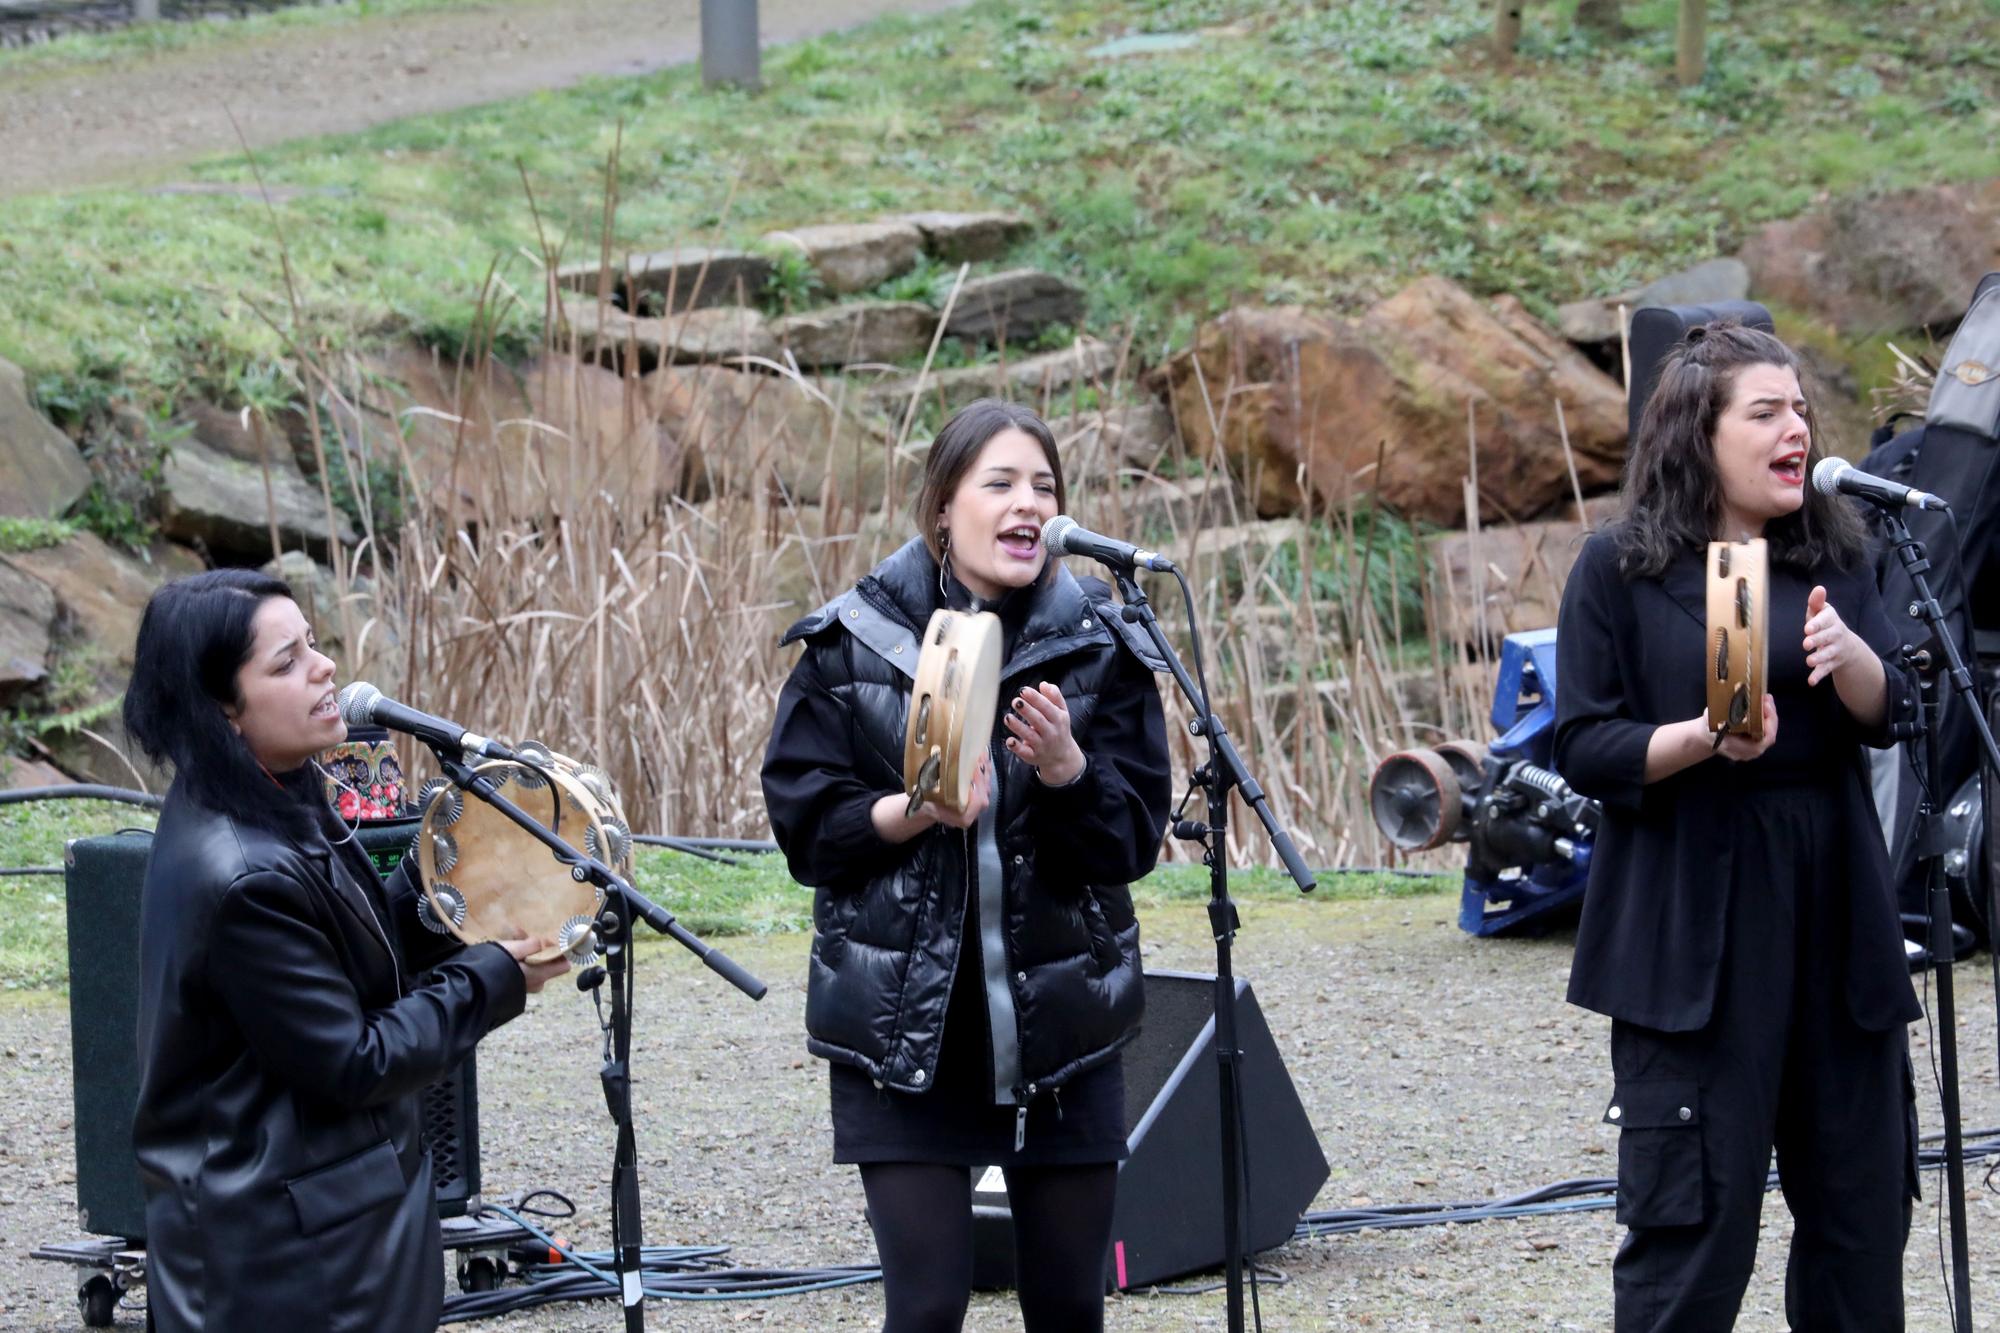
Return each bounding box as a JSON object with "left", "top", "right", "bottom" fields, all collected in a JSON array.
[
  {"left": 429, "top": 748, "right": 767, "bottom": 1333},
  {"left": 1111, "top": 567, "right": 1316, "bottom": 1333},
  {"left": 1879, "top": 508, "right": 2000, "bottom": 1333}
]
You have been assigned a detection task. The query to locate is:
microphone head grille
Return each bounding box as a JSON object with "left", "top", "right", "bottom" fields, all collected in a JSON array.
[
  {"left": 336, "top": 681, "right": 381, "bottom": 726},
  {"left": 1042, "top": 514, "right": 1078, "bottom": 555},
  {"left": 1810, "top": 456, "right": 1849, "bottom": 498}
]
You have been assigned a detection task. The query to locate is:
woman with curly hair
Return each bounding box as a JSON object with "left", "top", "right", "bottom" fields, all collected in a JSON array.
[{"left": 1555, "top": 321, "right": 1922, "bottom": 1331}]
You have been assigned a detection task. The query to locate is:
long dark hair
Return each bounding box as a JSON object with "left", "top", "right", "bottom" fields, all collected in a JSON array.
[
  {"left": 912, "top": 398, "right": 1066, "bottom": 563},
  {"left": 1615, "top": 320, "right": 1865, "bottom": 577},
  {"left": 124, "top": 569, "right": 318, "bottom": 834}
]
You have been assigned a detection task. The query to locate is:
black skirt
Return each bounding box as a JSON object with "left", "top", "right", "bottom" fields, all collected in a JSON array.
[{"left": 830, "top": 933, "right": 1129, "bottom": 1167}]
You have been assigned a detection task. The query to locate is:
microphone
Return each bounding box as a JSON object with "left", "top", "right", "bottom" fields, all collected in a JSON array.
[
  {"left": 1811, "top": 457, "right": 1948, "bottom": 512},
  {"left": 336, "top": 682, "right": 515, "bottom": 762},
  {"left": 1042, "top": 515, "right": 1175, "bottom": 574}
]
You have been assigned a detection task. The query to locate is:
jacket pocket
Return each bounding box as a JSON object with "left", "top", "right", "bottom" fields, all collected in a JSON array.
[
  {"left": 1607, "top": 1078, "right": 1703, "bottom": 1228},
  {"left": 285, "top": 1139, "right": 404, "bottom": 1236}
]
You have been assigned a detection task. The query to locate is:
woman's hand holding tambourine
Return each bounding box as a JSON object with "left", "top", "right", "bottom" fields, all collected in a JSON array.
[
  {"left": 1005, "top": 682, "right": 1085, "bottom": 786},
  {"left": 926, "top": 754, "right": 992, "bottom": 830},
  {"left": 1712, "top": 694, "right": 1779, "bottom": 763},
  {"left": 870, "top": 754, "right": 991, "bottom": 842},
  {"left": 499, "top": 936, "right": 572, "bottom": 993}
]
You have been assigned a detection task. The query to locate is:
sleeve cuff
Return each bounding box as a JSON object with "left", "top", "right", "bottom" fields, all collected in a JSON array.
[
  {"left": 1030, "top": 755, "right": 1099, "bottom": 813},
  {"left": 466, "top": 941, "right": 530, "bottom": 1028},
  {"left": 823, "top": 791, "right": 895, "bottom": 854}
]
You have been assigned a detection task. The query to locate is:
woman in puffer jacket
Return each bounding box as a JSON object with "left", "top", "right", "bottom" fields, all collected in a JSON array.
[{"left": 761, "top": 398, "right": 1173, "bottom": 1333}]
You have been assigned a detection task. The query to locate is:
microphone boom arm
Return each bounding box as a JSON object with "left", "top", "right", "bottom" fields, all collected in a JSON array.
[{"left": 427, "top": 745, "right": 768, "bottom": 1000}]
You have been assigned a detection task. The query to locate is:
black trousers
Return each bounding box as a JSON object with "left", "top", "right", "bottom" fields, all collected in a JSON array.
[{"left": 1607, "top": 792, "right": 1917, "bottom": 1332}]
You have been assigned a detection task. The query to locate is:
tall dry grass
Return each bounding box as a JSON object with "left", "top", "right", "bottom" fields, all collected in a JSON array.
[{"left": 279, "top": 260, "right": 1494, "bottom": 871}]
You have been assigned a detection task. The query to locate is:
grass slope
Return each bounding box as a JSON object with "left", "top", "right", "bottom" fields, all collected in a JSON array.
[{"left": 1, "top": 0, "right": 1995, "bottom": 403}]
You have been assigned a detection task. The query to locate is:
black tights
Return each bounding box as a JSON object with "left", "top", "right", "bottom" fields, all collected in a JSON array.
[{"left": 860, "top": 1161, "right": 1118, "bottom": 1333}]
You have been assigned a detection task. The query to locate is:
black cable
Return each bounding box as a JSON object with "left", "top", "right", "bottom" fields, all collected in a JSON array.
[{"left": 1290, "top": 1137, "right": 2000, "bottom": 1242}]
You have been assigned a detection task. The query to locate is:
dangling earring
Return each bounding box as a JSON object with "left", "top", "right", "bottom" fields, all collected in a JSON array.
[{"left": 937, "top": 529, "right": 951, "bottom": 599}]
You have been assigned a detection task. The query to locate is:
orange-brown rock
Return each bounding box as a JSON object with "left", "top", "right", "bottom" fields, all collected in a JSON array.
[
  {"left": 1152, "top": 281, "right": 1627, "bottom": 525},
  {"left": 1739, "top": 179, "right": 2000, "bottom": 335}
]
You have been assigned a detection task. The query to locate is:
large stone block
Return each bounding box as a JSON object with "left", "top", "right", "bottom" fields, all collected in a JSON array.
[
  {"left": 0, "top": 356, "right": 91, "bottom": 519},
  {"left": 772, "top": 302, "right": 938, "bottom": 368},
  {"left": 1739, "top": 179, "right": 2000, "bottom": 335},
  {"left": 0, "top": 559, "right": 55, "bottom": 705},
  {"left": 1557, "top": 257, "right": 1751, "bottom": 347},
  {"left": 892, "top": 211, "right": 1032, "bottom": 263},
  {"left": 1425, "top": 498, "right": 1621, "bottom": 644},
  {"left": 943, "top": 270, "right": 1085, "bottom": 346},
  {"left": 556, "top": 247, "right": 775, "bottom": 313},
  {"left": 865, "top": 339, "right": 1120, "bottom": 418},
  {"left": 157, "top": 436, "right": 357, "bottom": 560},
  {"left": 560, "top": 299, "right": 779, "bottom": 371},
  {"left": 1151, "top": 280, "right": 1627, "bottom": 524},
  {"left": 2, "top": 531, "right": 163, "bottom": 673},
  {"left": 762, "top": 222, "right": 924, "bottom": 296}
]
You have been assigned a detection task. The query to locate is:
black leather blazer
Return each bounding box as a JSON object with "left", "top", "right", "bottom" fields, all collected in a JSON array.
[
  {"left": 761, "top": 539, "right": 1173, "bottom": 1102},
  {"left": 133, "top": 781, "right": 526, "bottom": 1333}
]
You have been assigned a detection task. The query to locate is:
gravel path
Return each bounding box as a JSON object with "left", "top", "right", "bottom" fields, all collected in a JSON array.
[
  {"left": 2, "top": 0, "right": 974, "bottom": 197},
  {"left": 4, "top": 893, "right": 2000, "bottom": 1330}
]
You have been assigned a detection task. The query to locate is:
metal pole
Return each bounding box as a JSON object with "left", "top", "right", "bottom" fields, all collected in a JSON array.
[{"left": 701, "top": 0, "right": 760, "bottom": 91}]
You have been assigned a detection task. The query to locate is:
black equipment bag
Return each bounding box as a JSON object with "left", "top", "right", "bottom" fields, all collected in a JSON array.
[{"left": 1859, "top": 273, "right": 2000, "bottom": 948}]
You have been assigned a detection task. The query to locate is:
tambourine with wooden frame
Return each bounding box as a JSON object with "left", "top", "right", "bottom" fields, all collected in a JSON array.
[
  {"left": 1706, "top": 538, "right": 1769, "bottom": 746},
  {"left": 413, "top": 742, "right": 634, "bottom": 967},
  {"left": 903, "top": 608, "right": 1003, "bottom": 819}
]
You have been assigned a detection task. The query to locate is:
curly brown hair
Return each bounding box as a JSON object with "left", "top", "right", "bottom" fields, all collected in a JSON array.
[{"left": 1615, "top": 320, "right": 1866, "bottom": 578}]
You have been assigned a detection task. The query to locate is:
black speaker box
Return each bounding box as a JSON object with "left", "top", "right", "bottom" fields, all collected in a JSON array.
[
  {"left": 1626, "top": 300, "right": 1776, "bottom": 443},
  {"left": 64, "top": 818, "right": 481, "bottom": 1243},
  {"left": 969, "top": 969, "right": 1329, "bottom": 1291}
]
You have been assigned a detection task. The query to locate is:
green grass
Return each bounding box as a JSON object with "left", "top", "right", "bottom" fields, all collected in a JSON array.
[
  {"left": 3, "top": 0, "right": 1996, "bottom": 409},
  {"left": 0, "top": 516, "right": 79, "bottom": 552},
  {"left": 0, "top": 797, "right": 1445, "bottom": 990},
  {"left": 0, "top": 797, "right": 157, "bottom": 991}
]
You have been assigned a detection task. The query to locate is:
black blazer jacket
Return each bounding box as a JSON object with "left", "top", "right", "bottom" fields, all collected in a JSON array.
[
  {"left": 134, "top": 782, "right": 527, "bottom": 1333},
  {"left": 1554, "top": 527, "right": 1922, "bottom": 1033}
]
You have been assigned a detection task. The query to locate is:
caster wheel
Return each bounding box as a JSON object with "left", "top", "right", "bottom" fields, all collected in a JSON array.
[
  {"left": 458, "top": 1255, "right": 501, "bottom": 1293},
  {"left": 79, "top": 1274, "right": 117, "bottom": 1327}
]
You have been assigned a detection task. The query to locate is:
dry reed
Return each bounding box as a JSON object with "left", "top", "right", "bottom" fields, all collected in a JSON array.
[{"left": 270, "top": 256, "right": 1498, "bottom": 874}]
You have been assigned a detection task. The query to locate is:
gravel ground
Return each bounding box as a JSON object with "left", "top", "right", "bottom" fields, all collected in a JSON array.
[{"left": 4, "top": 892, "right": 2000, "bottom": 1331}]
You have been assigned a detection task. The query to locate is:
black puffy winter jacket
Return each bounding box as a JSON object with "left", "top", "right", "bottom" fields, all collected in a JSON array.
[{"left": 761, "top": 538, "right": 1173, "bottom": 1106}]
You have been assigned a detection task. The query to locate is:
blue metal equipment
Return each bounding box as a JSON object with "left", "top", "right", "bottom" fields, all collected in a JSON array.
[{"left": 1367, "top": 629, "right": 1600, "bottom": 936}]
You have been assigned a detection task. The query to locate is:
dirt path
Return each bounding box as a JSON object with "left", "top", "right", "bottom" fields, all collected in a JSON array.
[{"left": 0, "top": 0, "right": 974, "bottom": 197}]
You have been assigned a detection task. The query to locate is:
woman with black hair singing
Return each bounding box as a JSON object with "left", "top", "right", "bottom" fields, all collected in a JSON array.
[
  {"left": 124, "top": 569, "right": 568, "bottom": 1333},
  {"left": 1554, "top": 322, "right": 1922, "bottom": 1330},
  {"left": 761, "top": 398, "right": 1173, "bottom": 1332}
]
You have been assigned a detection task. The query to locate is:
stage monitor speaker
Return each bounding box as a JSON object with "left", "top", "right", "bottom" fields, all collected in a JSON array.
[
  {"left": 1626, "top": 300, "right": 1776, "bottom": 444},
  {"left": 968, "top": 969, "right": 1329, "bottom": 1292},
  {"left": 65, "top": 819, "right": 481, "bottom": 1243}
]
